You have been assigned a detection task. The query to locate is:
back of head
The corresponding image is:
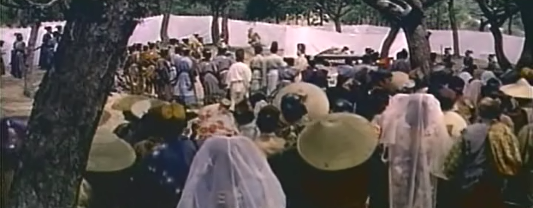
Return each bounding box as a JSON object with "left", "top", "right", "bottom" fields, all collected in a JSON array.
[
  {"left": 256, "top": 105, "right": 281, "bottom": 134},
  {"left": 235, "top": 49, "right": 245, "bottom": 62},
  {"left": 478, "top": 97, "right": 502, "bottom": 120},
  {"left": 280, "top": 93, "right": 307, "bottom": 123},
  {"left": 434, "top": 87, "right": 457, "bottom": 112},
  {"left": 254, "top": 45, "right": 263, "bottom": 55},
  {"left": 270, "top": 41, "right": 279, "bottom": 54}
]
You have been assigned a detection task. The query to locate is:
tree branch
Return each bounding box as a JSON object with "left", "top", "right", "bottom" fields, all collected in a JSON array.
[
  {"left": 0, "top": 0, "right": 24, "bottom": 9},
  {"left": 422, "top": 0, "right": 442, "bottom": 9},
  {"left": 12, "top": 0, "right": 62, "bottom": 9}
]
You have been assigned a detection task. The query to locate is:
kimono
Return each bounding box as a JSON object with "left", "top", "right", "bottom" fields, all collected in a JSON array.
[
  {"left": 264, "top": 53, "right": 286, "bottom": 96},
  {"left": 11, "top": 40, "right": 26, "bottom": 79},
  {"left": 132, "top": 136, "right": 198, "bottom": 208},
  {"left": 175, "top": 57, "right": 196, "bottom": 106},
  {"left": 249, "top": 54, "right": 266, "bottom": 94},
  {"left": 202, "top": 71, "right": 225, "bottom": 105},
  {"left": 38, "top": 32, "right": 55, "bottom": 70}
]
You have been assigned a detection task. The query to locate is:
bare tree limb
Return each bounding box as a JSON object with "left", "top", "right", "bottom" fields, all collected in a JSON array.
[
  {"left": 14, "top": 0, "right": 62, "bottom": 8},
  {"left": 422, "top": 0, "right": 442, "bottom": 8},
  {"left": 0, "top": 0, "right": 24, "bottom": 9}
]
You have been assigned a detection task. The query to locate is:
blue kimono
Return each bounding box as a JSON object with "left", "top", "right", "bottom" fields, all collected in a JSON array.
[{"left": 134, "top": 137, "right": 198, "bottom": 208}]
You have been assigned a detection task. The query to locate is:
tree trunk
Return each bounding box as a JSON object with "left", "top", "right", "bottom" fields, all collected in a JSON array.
[
  {"left": 160, "top": 13, "right": 171, "bottom": 47},
  {"left": 221, "top": 6, "right": 229, "bottom": 44},
  {"left": 516, "top": 0, "right": 533, "bottom": 69},
  {"left": 448, "top": 0, "right": 460, "bottom": 57},
  {"left": 23, "top": 22, "right": 40, "bottom": 98},
  {"left": 507, "top": 14, "right": 513, "bottom": 35},
  {"left": 211, "top": 10, "right": 220, "bottom": 45},
  {"left": 6, "top": 0, "right": 156, "bottom": 207},
  {"left": 402, "top": 21, "right": 432, "bottom": 77},
  {"left": 333, "top": 17, "right": 342, "bottom": 32},
  {"left": 489, "top": 25, "right": 513, "bottom": 69},
  {"left": 380, "top": 24, "right": 400, "bottom": 58}
]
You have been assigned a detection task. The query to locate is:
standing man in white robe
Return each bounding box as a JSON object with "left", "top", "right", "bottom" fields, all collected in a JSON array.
[
  {"left": 226, "top": 49, "right": 252, "bottom": 109},
  {"left": 264, "top": 41, "right": 286, "bottom": 96}
]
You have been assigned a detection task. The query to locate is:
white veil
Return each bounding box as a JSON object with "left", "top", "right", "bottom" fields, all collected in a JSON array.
[
  {"left": 381, "top": 93, "right": 454, "bottom": 208},
  {"left": 176, "top": 136, "right": 286, "bottom": 208}
]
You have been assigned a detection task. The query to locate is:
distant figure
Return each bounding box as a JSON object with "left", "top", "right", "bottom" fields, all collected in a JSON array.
[
  {"left": 463, "top": 50, "right": 474, "bottom": 67},
  {"left": 11, "top": 33, "right": 25, "bottom": 79},
  {"left": 247, "top": 28, "right": 262, "bottom": 48},
  {"left": 0, "top": 40, "right": 5, "bottom": 75},
  {"left": 390, "top": 49, "right": 410, "bottom": 73},
  {"left": 39, "top": 26, "right": 55, "bottom": 71}
]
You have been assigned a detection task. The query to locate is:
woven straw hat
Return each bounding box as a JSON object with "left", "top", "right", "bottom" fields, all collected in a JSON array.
[
  {"left": 130, "top": 99, "right": 168, "bottom": 119},
  {"left": 500, "top": 78, "right": 533, "bottom": 99},
  {"left": 111, "top": 94, "right": 150, "bottom": 111},
  {"left": 86, "top": 129, "right": 136, "bottom": 172},
  {"left": 273, "top": 82, "right": 329, "bottom": 120},
  {"left": 391, "top": 71, "right": 410, "bottom": 90},
  {"left": 297, "top": 113, "right": 379, "bottom": 171}
]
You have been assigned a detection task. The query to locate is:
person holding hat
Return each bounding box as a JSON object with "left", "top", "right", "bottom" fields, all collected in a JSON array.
[
  {"left": 38, "top": 26, "right": 55, "bottom": 71},
  {"left": 177, "top": 136, "right": 286, "bottom": 208},
  {"left": 10, "top": 33, "right": 25, "bottom": 79}
]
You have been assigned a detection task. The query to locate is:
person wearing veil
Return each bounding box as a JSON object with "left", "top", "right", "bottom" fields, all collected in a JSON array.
[
  {"left": 176, "top": 135, "right": 286, "bottom": 208},
  {"left": 380, "top": 93, "right": 455, "bottom": 208}
]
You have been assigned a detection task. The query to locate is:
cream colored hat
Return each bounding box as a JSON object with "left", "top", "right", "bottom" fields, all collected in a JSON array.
[
  {"left": 297, "top": 113, "right": 379, "bottom": 171},
  {"left": 86, "top": 129, "right": 136, "bottom": 172},
  {"left": 500, "top": 78, "right": 533, "bottom": 99},
  {"left": 111, "top": 94, "right": 150, "bottom": 111},
  {"left": 273, "top": 82, "right": 329, "bottom": 120},
  {"left": 130, "top": 98, "right": 168, "bottom": 119},
  {"left": 391, "top": 71, "right": 410, "bottom": 90}
]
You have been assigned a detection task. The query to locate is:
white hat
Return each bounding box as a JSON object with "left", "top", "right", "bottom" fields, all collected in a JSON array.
[
  {"left": 297, "top": 113, "right": 379, "bottom": 171},
  {"left": 86, "top": 129, "right": 136, "bottom": 172},
  {"left": 130, "top": 99, "right": 168, "bottom": 119},
  {"left": 273, "top": 82, "right": 329, "bottom": 120},
  {"left": 500, "top": 78, "right": 533, "bottom": 99},
  {"left": 391, "top": 71, "right": 410, "bottom": 90}
]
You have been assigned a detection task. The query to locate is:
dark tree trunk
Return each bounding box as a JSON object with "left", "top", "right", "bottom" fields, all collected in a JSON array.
[
  {"left": 448, "top": 0, "right": 460, "bottom": 57},
  {"left": 23, "top": 22, "right": 40, "bottom": 98},
  {"left": 489, "top": 25, "right": 513, "bottom": 69},
  {"left": 211, "top": 10, "right": 221, "bottom": 44},
  {"left": 479, "top": 19, "right": 488, "bottom": 31},
  {"left": 6, "top": 0, "right": 157, "bottom": 207},
  {"left": 516, "top": 0, "right": 533, "bottom": 69},
  {"left": 221, "top": 6, "right": 229, "bottom": 44},
  {"left": 402, "top": 21, "right": 432, "bottom": 77},
  {"left": 380, "top": 24, "right": 400, "bottom": 58},
  {"left": 507, "top": 14, "right": 513, "bottom": 35},
  {"left": 160, "top": 13, "right": 171, "bottom": 47},
  {"left": 333, "top": 17, "right": 342, "bottom": 32}
]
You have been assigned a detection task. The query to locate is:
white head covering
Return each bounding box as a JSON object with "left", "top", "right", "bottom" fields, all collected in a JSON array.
[
  {"left": 378, "top": 93, "right": 411, "bottom": 144},
  {"left": 480, "top": 70, "right": 499, "bottom": 85},
  {"left": 177, "top": 136, "right": 286, "bottom": 208},
  {"left": 463, "top": 79, "right": 483, "bottom": 106},
  {"left": 457, "top": 72, "right": 473, "bottom": 84},
  {"left": 381, "top": 94, "right": 454, "bottom": 208}
]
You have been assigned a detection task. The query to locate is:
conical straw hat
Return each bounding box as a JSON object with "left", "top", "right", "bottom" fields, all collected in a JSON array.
[
  {"left": 500, "top": 78, "right": 533, "bottom": 99},
  {"left": 391, "top": 71, "right": 410, "bottom": 90},
  {"left": 111, "top": 94, "right": 150, "bottom": 111},
  {"left": 273, "top": 82, "right": 329, "bottom": 120},
  {"left": 130, "top": 98, "right": 168, "bottom": 119},
  {"left": 86, "top": 129, "right": 136, "bottom": 172},
  {"left": 297, "top": 113, "right": 379, "bottom": 171}
]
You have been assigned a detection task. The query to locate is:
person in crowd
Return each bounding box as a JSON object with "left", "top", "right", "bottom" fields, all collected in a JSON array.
[
  {"left": 38, "top": 26, "right": 55, "bottom": 71},
  {"left": 294, "top": 43, "right": 308, "bottom": 81},
  {"left": 443, "top": 97, "right": 522, "bottom": 208},
  {"left": 264, "top": 41, "right": 286, "bottom": 95},
  {"left": 198, "top": 49, "right": 224, "bottom": 105},
  {"left": 381, "top": 93, "right": 455, "bottom": 208},
  {"left": 175, "top": 48, "right": 196, "bottom": 106},
  {"left": 212, "top": 45, "right": 234, "bottom": 89},
  {"left": 176, "top": 136, "right": 286, "bottom": 208},
  {"left": 249, "top": 44, "right": 266, "bottom": 94},
  {"left": 390, "top": 49, "right": 410, "bottom": 73},
  {"left": 0, "top": 40, "right": 5, "bottom": 75},
  {"left": 10, "top": 33, "right": 25, "bottom": 79},
  {"left": 226, "top": 48, "right": 252, "bottom": 109},
  {"left": 253, "top": 105, "right": 286, "bottom": 156},
  {"left": 463, "top": 50, "right": 474, "bottom": 68}
]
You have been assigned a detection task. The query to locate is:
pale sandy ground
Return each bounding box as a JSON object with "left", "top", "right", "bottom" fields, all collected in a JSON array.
[{"left": 0, "top": 71, "right": 44, "bottom": 117}]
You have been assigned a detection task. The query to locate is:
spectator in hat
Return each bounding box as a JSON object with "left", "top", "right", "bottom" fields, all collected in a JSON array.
[
  {"left": 10, "top": 33, "right": 25, "bottom": 78},
  {"left": 38, "top": 26, "right": 55, "bottom": 71}
]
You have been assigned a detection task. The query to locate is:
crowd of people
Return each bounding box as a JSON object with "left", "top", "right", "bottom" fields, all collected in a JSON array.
[{"left": 1, "top": 29, "right": 533, "bottom": 208}]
